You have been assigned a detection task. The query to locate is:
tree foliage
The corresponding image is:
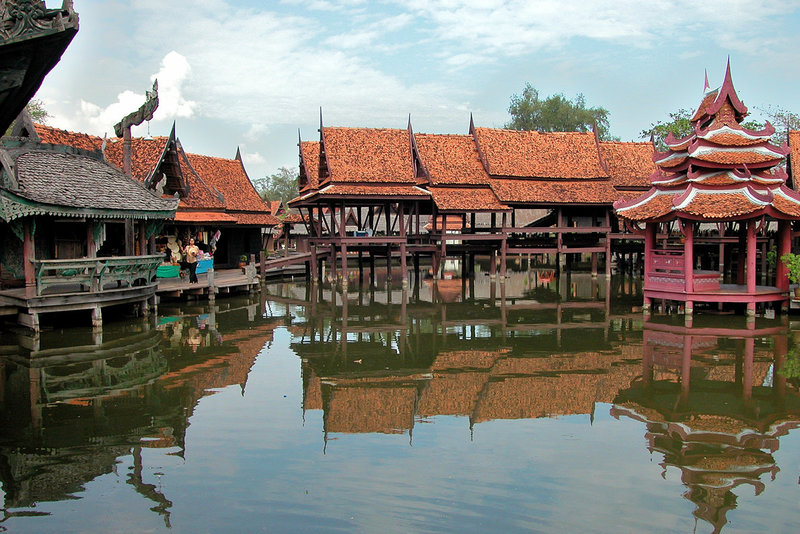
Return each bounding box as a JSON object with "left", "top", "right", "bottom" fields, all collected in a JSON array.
[
  {"left": 505, "top": 83, "right": 613, "bottom": 140},
  {"left": 252, "top": 166, "right": 299, "bottom": 204},
  {"left": 26, "top": 99, "right": 49, "bottom": 123}
]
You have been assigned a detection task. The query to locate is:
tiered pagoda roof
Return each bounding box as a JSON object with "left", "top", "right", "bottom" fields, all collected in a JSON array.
[{"left": 615, "top": 63, "right": 800, "bottom": 222}]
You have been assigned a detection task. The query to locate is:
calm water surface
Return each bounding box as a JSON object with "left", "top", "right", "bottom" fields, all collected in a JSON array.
[{"left": 1, "top": 271, "right": 799, "bottom": 533}]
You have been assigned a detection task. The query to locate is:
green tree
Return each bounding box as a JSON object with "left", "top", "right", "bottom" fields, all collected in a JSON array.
[
  {"left": 759, "top": 105, "right": 800, "bottom": 143},
  {"left": 252, "top": 166, "right": 299, "bottom": 204},
  {"left": 505, "top": 83, "right": 613, "bottom": 140},
  {"left": 5, "top": 98, "right": 50, "bottom": 136},
  {"left": 26, "top": 98, "right": 49, "bottom": 123},
  {"left": 640, "top": 108, "right": 694, "bottom": 151}
]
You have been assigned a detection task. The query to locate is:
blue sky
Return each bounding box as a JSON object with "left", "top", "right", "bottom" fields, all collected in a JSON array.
[{"left": 37, "top": 0, "right": 800, "bottom": 181}]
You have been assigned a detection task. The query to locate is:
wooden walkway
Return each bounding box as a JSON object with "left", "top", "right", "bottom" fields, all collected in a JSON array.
[{"left": 156, "top": 267, "right": 259, "bottom": 299}]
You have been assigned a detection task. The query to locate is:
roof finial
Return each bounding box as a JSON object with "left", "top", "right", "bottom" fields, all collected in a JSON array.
[
  {"left": 297, "top": 128, "right": 302, "bottom": 147},
  {"left": 235, "top": 146, "right": 242, "bottom": 161},
  {"left": 469, "top": 113, "right": 475, "bottom": 134},
  {"left": 319, "top": 107, "right": 323, "bottom": 132},
  {"left": 703, "top": 68, "right": 709, "bottom": 92}
]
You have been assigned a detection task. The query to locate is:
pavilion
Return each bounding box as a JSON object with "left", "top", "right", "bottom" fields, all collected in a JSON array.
[{"left": 614, "top": 62, "right": 800, "bottom": 316}]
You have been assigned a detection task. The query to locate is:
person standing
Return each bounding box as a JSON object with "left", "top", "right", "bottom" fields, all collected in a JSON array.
[{"left": 183, "top": 237, "right": 200, "bottom": 283}]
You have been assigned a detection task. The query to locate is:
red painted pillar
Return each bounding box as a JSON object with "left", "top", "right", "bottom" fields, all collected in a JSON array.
[
  {"left": 683, "top": 219, "right": 694, "bottom": 294},
  {"left": 643, "top": 222, "right": 655, "bottom": 311},
  {"left": 747, "top": 219, "right": 757, "bottom": 294},
  {"left": 778, "top": 220, "right": 791, "bottom": 291}
]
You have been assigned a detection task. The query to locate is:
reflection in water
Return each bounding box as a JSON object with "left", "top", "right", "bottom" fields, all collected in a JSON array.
[
  {"left": 0, "top": 270, "right": 798, "bottom": 532},
  {"left": 0, "top": 295, "right": 278, "bottom": 528},
  {"left": 612, "top": 316, "right": 800, "bottom": 534},
  {"left": 266, "top": 271, "right": 800, "bottom": 532}
]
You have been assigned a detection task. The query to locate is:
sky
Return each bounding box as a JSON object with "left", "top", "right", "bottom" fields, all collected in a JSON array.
[{"left": 35, "top": 0, "right": 800, "bottom": 181}]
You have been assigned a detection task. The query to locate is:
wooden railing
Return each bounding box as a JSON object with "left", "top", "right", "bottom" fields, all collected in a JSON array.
[
  {"left": 31, "top": 255, "right": 162, "bottom": 296},
  {"left": 646, "top": 249, "right": 720, "bottom": 292}
]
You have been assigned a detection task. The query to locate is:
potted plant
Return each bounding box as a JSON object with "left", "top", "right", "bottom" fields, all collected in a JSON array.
[
  {"left": 239, "top": 254, "right": 248, "bottom": 270},
  {"left": 780, "top": 253, "right": 800, "bottom": 297}
]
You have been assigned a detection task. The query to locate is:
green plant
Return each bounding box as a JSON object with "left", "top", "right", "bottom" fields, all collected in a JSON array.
[
  {"left": 779, "top": 345, "right": 800, "bottom": 380},
  {"left": 767, "top": 249, "right": 777, "bottom": 268},
  {"left": 240, "top": 254, "right": 248, "bottom": 263},
  {"left": 780, "top": 253, "right": 800, "bottom": 283}
]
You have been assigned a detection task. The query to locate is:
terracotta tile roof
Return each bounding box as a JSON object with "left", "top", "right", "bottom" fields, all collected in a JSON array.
[
  {"left": 173, "top": 210, "right": 238, "bottom": 223},
  {"left": 599, "top": 141, "right": 655, "bottom": 189},
  {"left": 235, "top": 213, "right": 281, "bottom": 226},
  {"left": 430, "top": 185, "right": 508, "bottom": 212},
  {"left": 473, "top": 127, "right": 608, "bottom": 179},
  {"left": 176, "top": 149, "right": 227, "bottom": 210},
  {"left": 491, "top": 178, "right": 619, "bottom": 205},
  {"left": 299, "top": 141, "right": 320, "bottom": 191},
  {"left": 415, "top": 134, "right": 490, "bottom": 185},
  {"left": 308, "top": 183, "right": 431, "bottom": 199},
  {"left": 34, "top": 124, "right": 104, "bottom": 152},
  {"left": 103, "top": 137, "right": 171, "bottom": 182},
  {"left": 789, "top": 131, "right": 800, "bottom": 189},
  {"left": 321, "top": 127, "right": 415, "bottom": 183},
  {"left": 186, "top": 152, "right": 269, "bottom": 213}
]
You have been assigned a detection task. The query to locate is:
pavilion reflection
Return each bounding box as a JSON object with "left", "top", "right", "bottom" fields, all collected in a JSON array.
[
  {"left": 0, "top": 295, "right": 277, "bottom": 525},
  {"left": 611, "top": 316, "right": 800, "bottom": 534},
  {"left": 264, "top": 272, "right": 646, "bottom": 441}
]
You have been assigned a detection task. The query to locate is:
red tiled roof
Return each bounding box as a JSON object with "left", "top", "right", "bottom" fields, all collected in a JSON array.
[
  {"left": 491, "top": 178, "right": 619, "bottom": 205},
  {"left": 599, "top": 141, "right": 655, "bottom": 190},
  {"left": 176, "top": 149, "right": 227, "bottom": 210},
  {"left": 430, "top": 186, "right": 508, "bottom": 212},
  {"left": 299, "top": 141, "right": 320, "bottom": 191},
  {"left": 321, "top": 127, "right": 415, "bottom": 183},
  {"left": 473, "top": 127, "right": 608, "bottom": 179},
  {"left": 103, "top": 137, "right": 170, "bottom": 182},
  {"left": 186, "top": 152, "right": 269, "bottom": 213},
  {"left": 415, "top": 134, "right": 490, "bottom": 185},
  {"left": 310, "top": 183, "right": 430, "bottom": 198},
  {"left": 236, "top": 213, "right": 281, "bottom": 226},
  {"left": 34, "top": 124, "right": 104, "bottom": 151},
  {"left": 174, "top": 210, "right": 238, "bottom": 223},
  {"left": 788, "top": 131, "right": 800, "bottom": 189}
]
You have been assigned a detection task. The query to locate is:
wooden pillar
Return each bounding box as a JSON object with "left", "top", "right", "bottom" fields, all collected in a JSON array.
[
  {"left": 746, "top": 219, "right": 757, "bottom": 316},
  {"left": 439, "top": 214, "right": 447, "bottom": 279},
  {"left": 340, "top": 202, "right": 347, "bottom": 287},
  {"left": 777, "top": 220, "right": 791, "bottom": 292},
  {"left": 399, "top": 203, "right": 407, "bottom": 288},
  {"left": 124, "top": 219, "right": 134, "bottom": 256},
  {"left": 87, "top": 220, "right": 98, "bottom": 258},
  {"left": 683, "top": 219, "right": 694, "bottom": 294},
  {"left": 737, "top": 224, "right": 746, "bottom": 285},
  {"left": 23, "top": 219, "right": 35, "bottom": 294},
  {"left": 500, "top": 212, "right": 507, "bottom": 283},
  {"left": 643, "top": 222, "right": 655, "bottom": 312},
  {"left": 138, "top": 221, "right": 147, "bottom": 256}
]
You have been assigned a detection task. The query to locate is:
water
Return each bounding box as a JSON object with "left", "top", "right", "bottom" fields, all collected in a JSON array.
[{"left": 1, "top": 272, "right": 799, "bottom": 533}]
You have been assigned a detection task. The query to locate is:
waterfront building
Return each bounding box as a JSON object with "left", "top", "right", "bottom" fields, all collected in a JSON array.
[{"left": 614, "top": 63, "right": 800, "bottom": 316}]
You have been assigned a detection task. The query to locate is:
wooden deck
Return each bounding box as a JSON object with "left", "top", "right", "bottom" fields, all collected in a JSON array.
[{"left": 156, "top": 267, "right": 260, "bottom": 299}]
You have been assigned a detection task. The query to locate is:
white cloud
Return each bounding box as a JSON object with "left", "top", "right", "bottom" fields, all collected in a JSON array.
[
  {"left": 152, "top": 51, "right": 196, "bottom": 120},
  {"left": 241, "top": 151, "right": 266, "bottom": 165}
]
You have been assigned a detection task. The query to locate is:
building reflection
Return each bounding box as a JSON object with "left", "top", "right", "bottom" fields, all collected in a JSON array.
[
  {"left": 265, "top": 272, "right": 645, "bottom": 441},
  {"left": 0, "top": 295, "right": 277, "bottom": 526},
  {"left": 612, "top": 316, "right": 800, "bottom": 534}
]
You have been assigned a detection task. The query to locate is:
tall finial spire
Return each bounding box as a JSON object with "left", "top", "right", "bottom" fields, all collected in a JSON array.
[{"left": 703, "top": 69, "right": 709, "bottom": 92}]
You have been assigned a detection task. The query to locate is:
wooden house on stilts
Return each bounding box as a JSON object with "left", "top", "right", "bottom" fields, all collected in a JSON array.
[{"left": 614, "top": 62, "right": 800, "bottom": 316}]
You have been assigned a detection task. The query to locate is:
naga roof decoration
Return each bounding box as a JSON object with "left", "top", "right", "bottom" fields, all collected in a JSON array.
[{"left": 615, "top": 62, "right": 800, "bottom": 222}]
